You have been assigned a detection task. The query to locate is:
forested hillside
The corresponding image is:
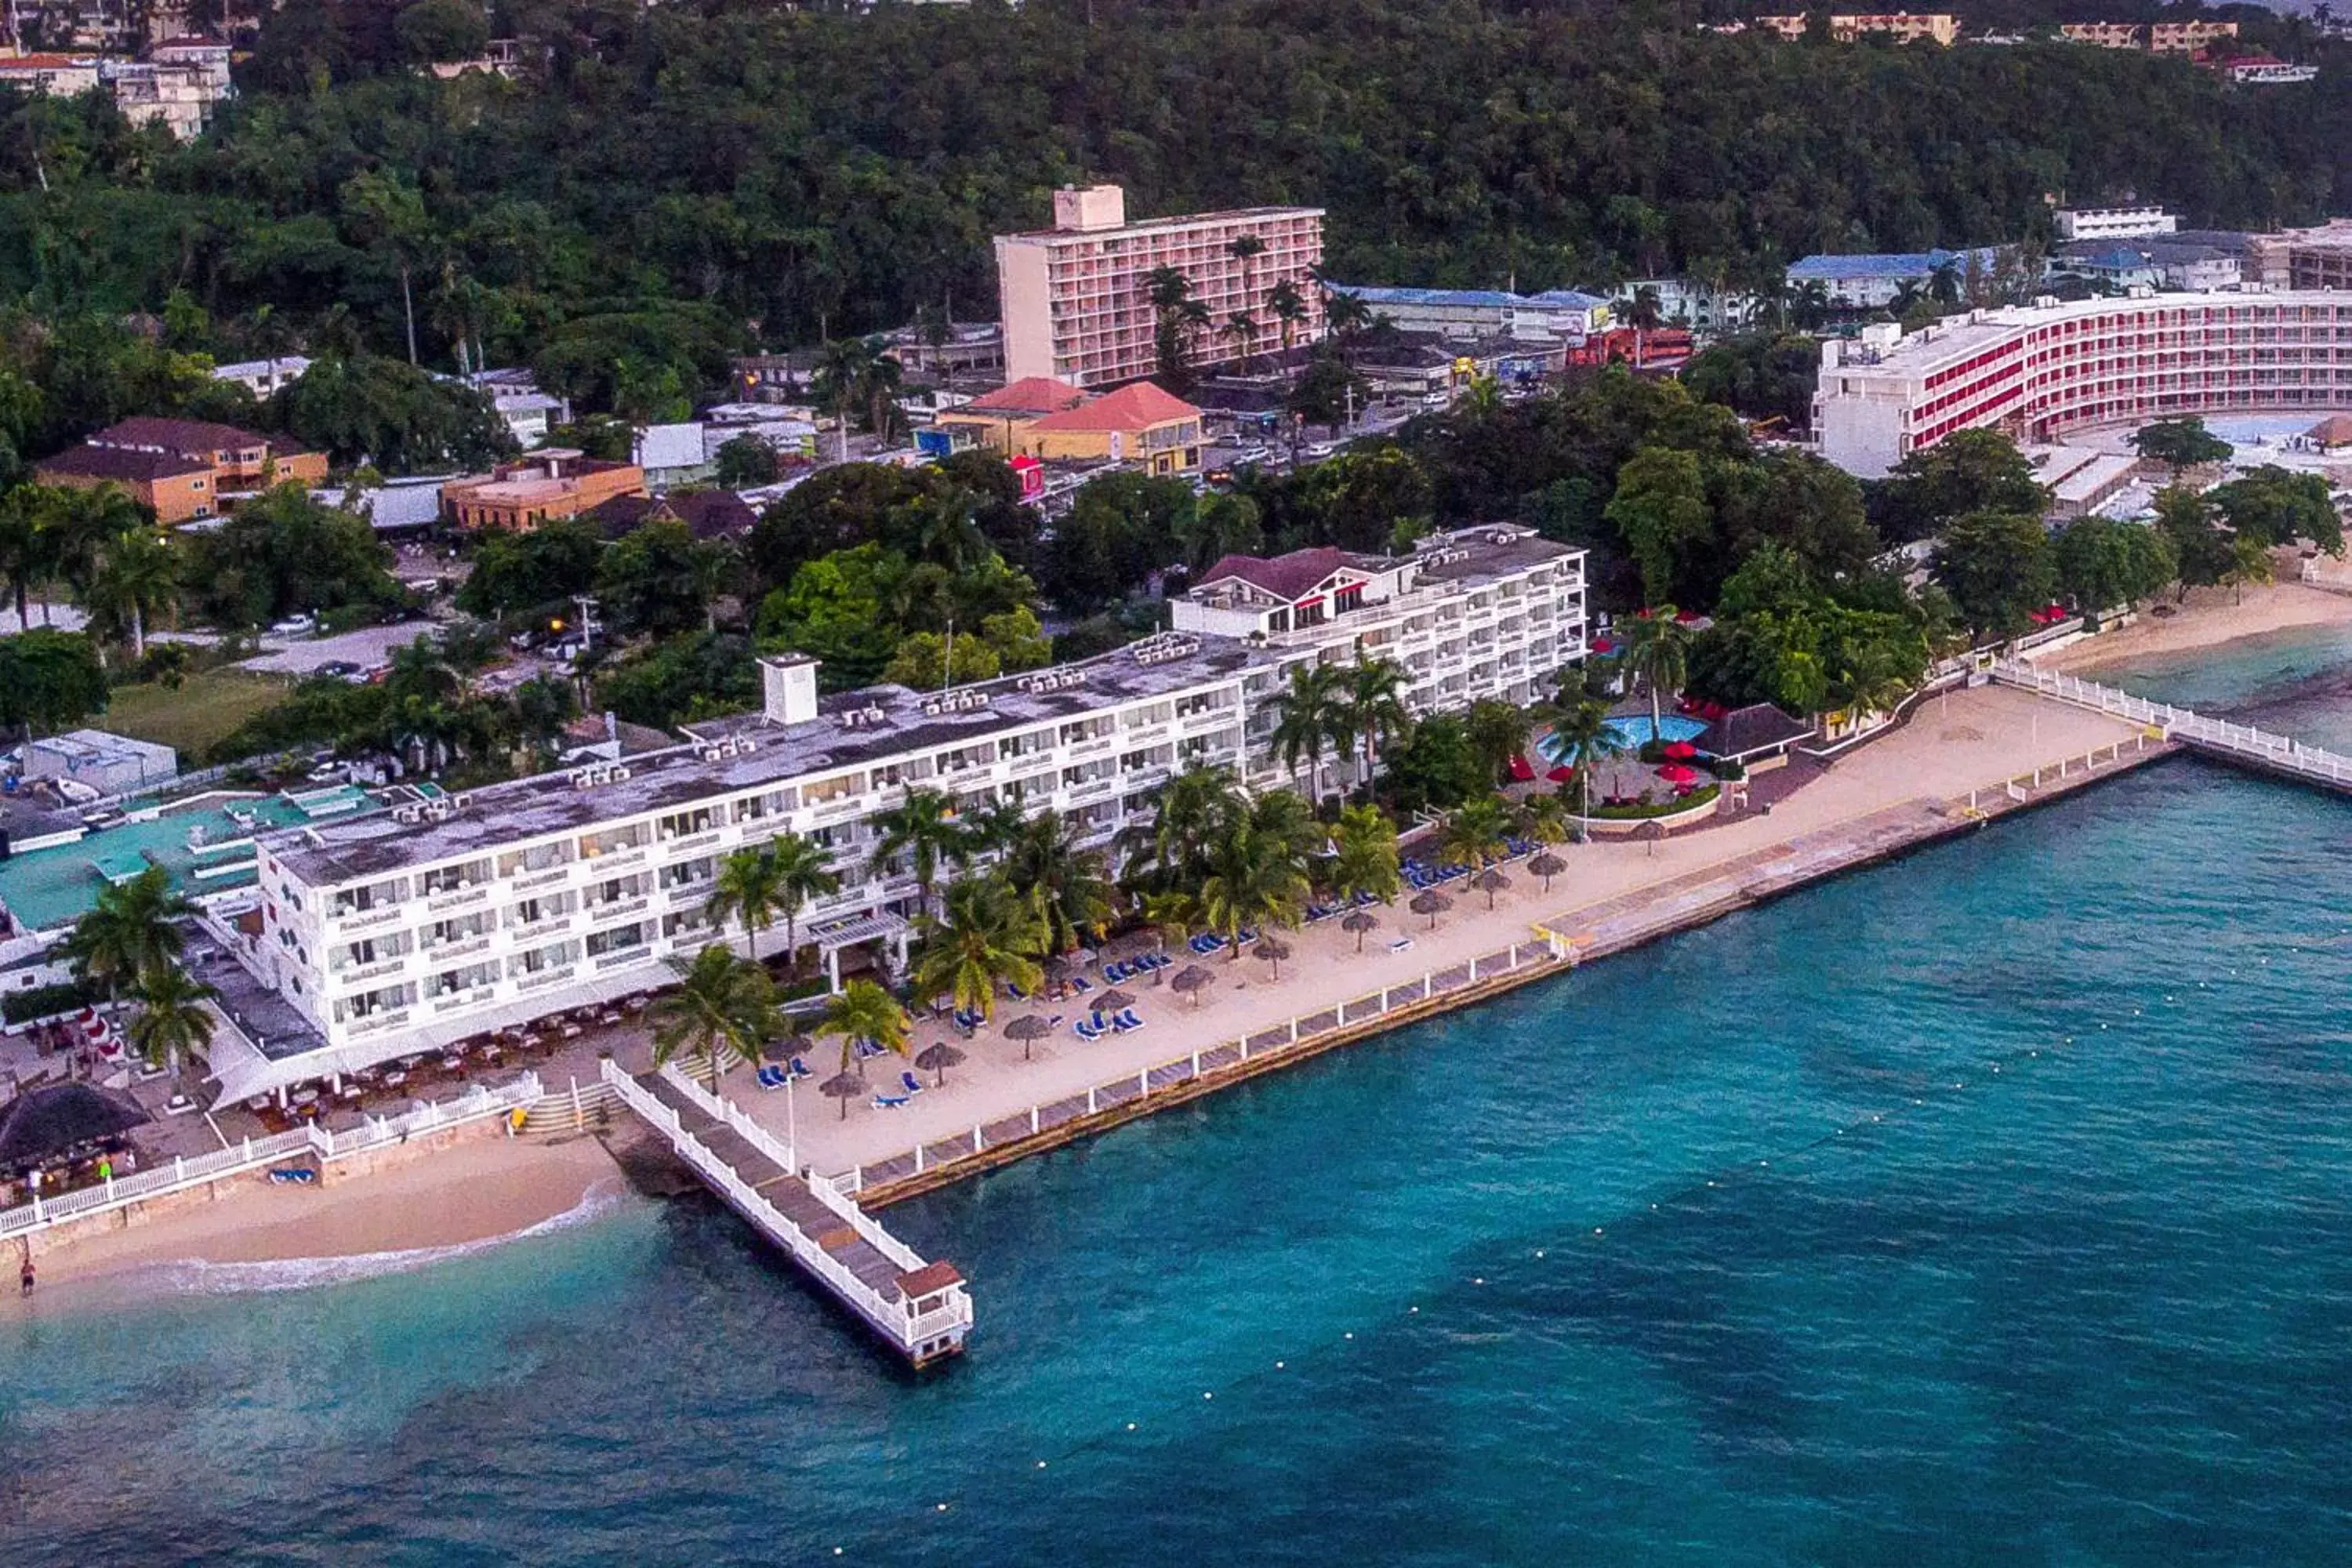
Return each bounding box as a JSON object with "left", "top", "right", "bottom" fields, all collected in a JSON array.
[{"left": 1, "top": 0, "right": 2345, "bottom": 400}]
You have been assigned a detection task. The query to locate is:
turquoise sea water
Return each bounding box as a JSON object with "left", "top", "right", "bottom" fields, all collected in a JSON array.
[{"left": 9, "top": 644, "right": 2352, "bottom": 1564}]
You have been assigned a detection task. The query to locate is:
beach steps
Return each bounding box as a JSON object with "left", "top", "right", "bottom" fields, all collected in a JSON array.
[
  {"left": 520, "top": 1076, "right": 623, "bottom": 1136},
  {"left": 601, "top": 1059, "right": 971, "bottom": 1367},
  {"left": 1994, "top": 659, "right": 2352, "bottom": 794}
]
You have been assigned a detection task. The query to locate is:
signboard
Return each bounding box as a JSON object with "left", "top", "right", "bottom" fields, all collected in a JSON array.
[{"left": 915, "top": 428, "right": 955, "bottom": 457}]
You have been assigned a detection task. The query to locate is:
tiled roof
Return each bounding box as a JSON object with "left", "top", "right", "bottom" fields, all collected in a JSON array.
[
  {"left": 960, "top": 376, "right": 1087, "bottom": 415},
  {"left": 1786, "top": 247, "right": 2000, "bottom": 281},
  {"left": 1025, "top": 380, "right": 1200, "bottom": 433},
  {"left": 36, "top": 444, "right": 209, "bottom": 482},
  {"left": 1194, "top": 546, "right": 1358, "bottom": 601},
  {"left": 591, "top": 490, "right": 758, "bottom": 540},
  {"left": 2306, "top": 415, "right": 2352, "bottom": 445},
  {"left": 89, "top": 416, "right": 273, "bottom": 456}
]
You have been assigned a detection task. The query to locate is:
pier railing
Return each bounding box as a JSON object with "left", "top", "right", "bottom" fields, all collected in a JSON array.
[
  {"left": 1993, "top": 660, "right": 2352, "bottom": 787},
  {"left": 600, "top": 1059, "right": 970, "bottom": 1358},
  {"left": 0, "top": 1073, "right": 545, "bottom": 1242},
  {"left": 826, "top": 937, "right": 1566, "bottom": 1197}
]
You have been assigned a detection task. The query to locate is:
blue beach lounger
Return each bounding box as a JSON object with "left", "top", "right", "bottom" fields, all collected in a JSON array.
[
  {"left": 873, "top": 1092, "right": 909, "bottom": 1109},
  {"left": 756, "top": 1063, "right": 789, "bottom": 1090},
  {"left": 899, "top": 1070, "right": 924, "bottom": 1097},
  {"left": 789, "top": 1056, "right": 812, "bottom": 1080},
  {"left": 268, "top": 1167, "right": 316, "bottom": 1185}
]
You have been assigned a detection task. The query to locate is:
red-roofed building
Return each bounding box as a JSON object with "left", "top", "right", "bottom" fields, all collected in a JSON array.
[
  {"left": 931, "top": 377, "right": 1203, "bottom": 474},
  {"left": 1018, "top": 381, "right": 1204, "bottom": 475},
  {"left": 36, "top": 416, "right": 327, "bottom": 524}
]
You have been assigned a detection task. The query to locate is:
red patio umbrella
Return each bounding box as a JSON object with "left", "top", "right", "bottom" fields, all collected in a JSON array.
[
  {"left": 1508, "top": 754, "right": 1536, "bottom": 783},
  {"left": 1661, "top": 740, "right": 1698, "bottom": 760},
  {"left": 1546, "top": 764, "right": 1576, "bottom": 784},
  {"left": 1657, "top": 763, "right": 1698, "bottom": 785}
]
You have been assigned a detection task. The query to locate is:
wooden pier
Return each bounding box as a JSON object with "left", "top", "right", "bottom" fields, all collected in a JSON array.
[
  {"left": 1994, "top": 659, "right": 2352, "bottom": 796},
  {"left": 601, "top": 1058, "right": 971, "bottom": 1367}
]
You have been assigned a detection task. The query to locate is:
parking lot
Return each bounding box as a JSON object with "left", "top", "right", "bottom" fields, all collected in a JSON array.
[{"left": 238, "top": 620, "right": 441, "bottom": 677}]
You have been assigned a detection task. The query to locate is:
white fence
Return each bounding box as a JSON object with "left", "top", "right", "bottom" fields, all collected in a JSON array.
[
  {"left": 829, "top": 937, "right": 1567, "bottom": 1197},
  {"left": 0, "top": 1073, "right": 544, "bottom": 1242},
  {"left": 600, "top": 1059, "right": 970, "bottom": 1359},
  {"left": 1993, "top": 661, "right": 2352, "bottom": 787}
]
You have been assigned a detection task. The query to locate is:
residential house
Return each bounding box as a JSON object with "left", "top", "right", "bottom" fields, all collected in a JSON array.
[
  {"left": 588, "top": 490, "right": 758, "bottom": 542},
  {"left": 36, "top": 416, "right": 327, "bottom": 523},
  {"left": 440, "top": 451, "right": 644, "bottom": 531},
  {"left": 1014, "top": 382, "right": 1205, "bottom": 476},
  {"left": 211, "top": 356, "right": 313, "bottom": 399}
]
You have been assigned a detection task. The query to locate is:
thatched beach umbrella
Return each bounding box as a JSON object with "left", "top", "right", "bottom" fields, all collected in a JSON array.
[
  {"left": 913, "top": 1040, "right": 966, "bottom": 1087},
  {"left": 1096, "top": 988, "right": 1138, "bottom": 1014},
  {"left": 1004, "top": 1013, "right": 1055, "bottom": 1061},
  {"left": 1637, "top": 818, "right": 1667, "bottom": 858},
  {"left": 1528, "top": 851, "right": 1567, "bottom": 893},
  {"left": 1171, "top": 965, "right": 1216, "bottom": 1007},
  {"left": 819, "top": 1070, "right": 864, "bottom": 1120},
  {"left": 1473, "top": 867, "right": 1512, "bottom": 910},
  {"left": 1341, "top": 909, "right": 1381, "bottom": 953},
  {"left": 1253, "top": 935, "right": 1294, "bottom": 980},
  {"left": 1410, "top": 889, "right": 1454, "bottom": 929},
  {"left": 764, "top": 1032, "right": 815, "bottom": 1065}
]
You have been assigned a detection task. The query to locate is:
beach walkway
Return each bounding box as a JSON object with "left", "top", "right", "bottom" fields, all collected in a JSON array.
[
  {"left": 1995, "top": 659, "right": 2352, "bottom": 795},
  {"left": 601, "top": 1060, "right": 971, "bottom": 1367}
]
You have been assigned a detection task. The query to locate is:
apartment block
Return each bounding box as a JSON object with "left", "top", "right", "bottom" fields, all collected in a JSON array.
[
  {"left": 203, "top": 527, "right": 1585, "bottom": 1099},
  {"left": 1753, "top": 13, "right": 1957, "bottom": 45},
  {"left": 2249, "top": 220, "right": 2352, "bottom": 290},
  {"left": 440, "top": 450, "right": 644, "bottom": 530},
  {"left": 1813, "top": 291, "right": 2352, "bottom": 476},
  {"left": 995, "top": 184, "right": 1325, "bottom": 388},
  {"left": 2053, "top": 206, "right": 2179, "bottom": 242}
]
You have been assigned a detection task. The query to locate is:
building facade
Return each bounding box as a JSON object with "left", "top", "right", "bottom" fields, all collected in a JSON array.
[
  {"left": 1327, "top": 286, "right": 1611, "bottom": 343},
  {"left": 1814, "top": 290, "right": 2352, "bottom": 476},
  {"left": 2053, "top": 206, "right": 2178, "bottom": 242},
  {"left": 35, "top": 416, "right": 327, "bottom": 522},
  {"left": 209, "top": 527, "right": 1585, "bottom": 1096},
  {"left": 1754, "top": 13, "right": 1956, "bottom": 44},
  {"left": 995, "top": 184, "right": 1325, "bottom": 388},
  {"left": 1784, "top": 247, "right": 2006, "bottom": 310},
  {"left": 440, "top": 452, "right": 645, "bottom": 530}
]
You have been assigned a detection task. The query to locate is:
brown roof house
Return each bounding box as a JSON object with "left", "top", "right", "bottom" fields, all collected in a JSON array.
[{"left": 36, "top": 417, "right": 328, "bottom": 525}]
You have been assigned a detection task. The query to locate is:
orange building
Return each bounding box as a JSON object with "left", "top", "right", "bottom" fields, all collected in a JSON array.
[
  {"left": 440, "top": 450, "right": 646, "bottom": 531},
  {"left": 35, "top": 416, "right": 328, "bottom": 524},
  {"left": 1015, "top": 382, "right": 1205, "bottom": 476},
  {"left": 932, "top": 376, "right": 1090, "bottom": 452}
]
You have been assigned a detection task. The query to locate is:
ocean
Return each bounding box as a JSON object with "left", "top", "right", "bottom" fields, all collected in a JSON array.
[{"left": 8, "top": 626, "right": 2352, "bottom": 1566}]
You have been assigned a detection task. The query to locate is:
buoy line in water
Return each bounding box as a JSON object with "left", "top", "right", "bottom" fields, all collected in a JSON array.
[{"left": 818, "top": 948, "right": 2310, "bottom": 1561}]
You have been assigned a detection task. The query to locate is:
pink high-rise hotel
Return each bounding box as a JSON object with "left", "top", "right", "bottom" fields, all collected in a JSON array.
[{"left": 994, "top": 184, "right": 1325, "bottom": 388}]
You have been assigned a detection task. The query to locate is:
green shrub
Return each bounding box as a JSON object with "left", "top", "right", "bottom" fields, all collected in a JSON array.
[
  {"left": 4, "top": 978, "right": 99, "bottom": 1024},
  {"left": 1586, "top": 784, "right": 1719, "bottom": 820}
]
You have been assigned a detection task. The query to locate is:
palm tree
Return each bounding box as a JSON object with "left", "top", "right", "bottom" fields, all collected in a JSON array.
[
  {"left": 1267, "top": 278, "right": 1310, "bottom": 358},
  {"left": 126, "top": 964, "right": 216, "bottom": 1073},
  {"left": 999, "top": 808, "right": 1113, "bottom": 957},
  {"left": 1134, "top": 764, "right": 1247, "bottom": 887},
  {"left": 1142, "top": 265, "right": 1197, "bottom": 386},
  {"left": 856, "top": 342, "right": 905, "bottom": 440},
  {"left": 913, "top": 874, "right": 1047, "bottom": 1024},
  {"left": 1618, "top": 284, "right": 1664, "bottom": 365},
  {"left": 1200, "top": 827, "right": 1310, "bottom": 960},
  {"left": 1440, "top": 796, "right": 1512, "bottom": 873},
  {"left": 43, "top": 485, "right": 146, "bottom": 615},
  {"left": 66, "top": 866, "right": 189, "bottom": 1004},
  {"left": 1544, "top": 698, "right": 1624, "bottom": 837},
  {"left": 867, "top": 787, "right": 967, "bottom": 917},
  {"left": 766, "top": 831, "right": 841, "bottom": 969},
  {"left": 1335, "top": 658, "right": 1412, "bottom": 791},
  {"left": 651, "top": 944, "right": 780, "bottom": 1088},
  {"left": 82, "top": 528, "right": 180, "bottom": 660},
  {"left": 1463, "top": 699, "right": 1526, "bottom": 786},
  {"left": 1267, "top": 662, "right": 1347, "bottom": 804},
  {"left": 1929, "top": 260, "right": 1963, "bottom": 308},
  {"left": 1223, "top": 310, "right": 1260, "bottom": 373},
  {"left": 1888, "top": 279, "right": 1927, "bottom": 318},
  {"left": 1323, "top": 286, "right": 1374, "bottom": 339},
  {"left": 1247, "top": 788, "right": 1327, "bottom": 863},
  {"left": 707, "top": 844, "right": 788, "bottom": 962},
  {"left": 813, "top": 978, "right": 911, "bottom": 1096},
  {"left": 1620, "top": 610, "right": 1694, "bottom": 743},
  {"left": 0, "top": 485, "right": 55, "bottom": 630},
  {"left": 1330, "top": 804, "right": 1402, "bottom": 945},
  {"left": 1227, "top": 234, "right": 1266, "bottom": 301},
  {"left": 1140, "top": 887, "right": 1203, "bottom": 953},
  {"left": 811, "top": 336, "right": 877, "bottom": 462}
]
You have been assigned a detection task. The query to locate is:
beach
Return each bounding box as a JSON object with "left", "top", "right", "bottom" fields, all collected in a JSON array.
[
  {"left": 4, "top": 1130, "right": 620, "bottom": 1303},
  {"left": 2043, "top": 579, "right": 2352, "bottom": 674},
  {"left": 13, "top": 582, "right": 2335, "bottom": 1287}
]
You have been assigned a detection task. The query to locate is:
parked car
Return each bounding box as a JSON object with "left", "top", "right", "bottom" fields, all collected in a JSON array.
[{"left": 269, "top": 612, "right": 317, "bottom": 637}]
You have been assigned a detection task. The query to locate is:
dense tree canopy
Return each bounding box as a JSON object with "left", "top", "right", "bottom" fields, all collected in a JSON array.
[{"left": 0, "top": 0, "right": 2342, "bottom": 394}]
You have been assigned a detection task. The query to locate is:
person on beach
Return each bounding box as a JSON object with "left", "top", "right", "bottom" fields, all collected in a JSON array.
[{"left": 17, "top": 1252, "right": 31, "bottom": 1298}]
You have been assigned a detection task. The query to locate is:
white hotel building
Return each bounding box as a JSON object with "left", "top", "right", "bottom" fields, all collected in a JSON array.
[
  {"left": 203, "top": 528, "right": 1585, "bottom": 1102},
  {"left": 1813, "top": 290, "right": 2352, "bottom": 477}
]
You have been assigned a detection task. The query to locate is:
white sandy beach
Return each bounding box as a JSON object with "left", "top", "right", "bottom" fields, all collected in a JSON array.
[
  {"left": 24, "top": 583, "right": 2343, "bottom": 1286},
  {"left": 5, "top": 1131, "right": 620, "bottom": 1301}
]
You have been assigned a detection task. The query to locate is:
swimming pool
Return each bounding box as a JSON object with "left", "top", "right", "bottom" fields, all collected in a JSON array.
[{"left": 1537, "top": 713, "right": 1708, "bottom": 763}]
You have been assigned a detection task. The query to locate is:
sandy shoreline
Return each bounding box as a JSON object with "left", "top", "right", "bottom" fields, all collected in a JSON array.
[
  {"left": 12, "top": 580, "right": 2343, "bottom": 1302},
  {"left": 2043, "top": 579, "right": 2352, "bottom": 674},
  {"left": 5, "top": 1132, "right": 622, "bottom": 1307}
]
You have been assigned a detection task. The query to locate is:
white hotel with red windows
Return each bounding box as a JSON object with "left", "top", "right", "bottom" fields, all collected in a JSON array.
[{"left": 1814, "top": 291, "right": 2352, "bottom": 477}]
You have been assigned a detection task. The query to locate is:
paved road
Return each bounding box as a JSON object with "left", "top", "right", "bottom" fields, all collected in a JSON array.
[{"left": 238, "top": 621, "right": 440, "bottom": 675}]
